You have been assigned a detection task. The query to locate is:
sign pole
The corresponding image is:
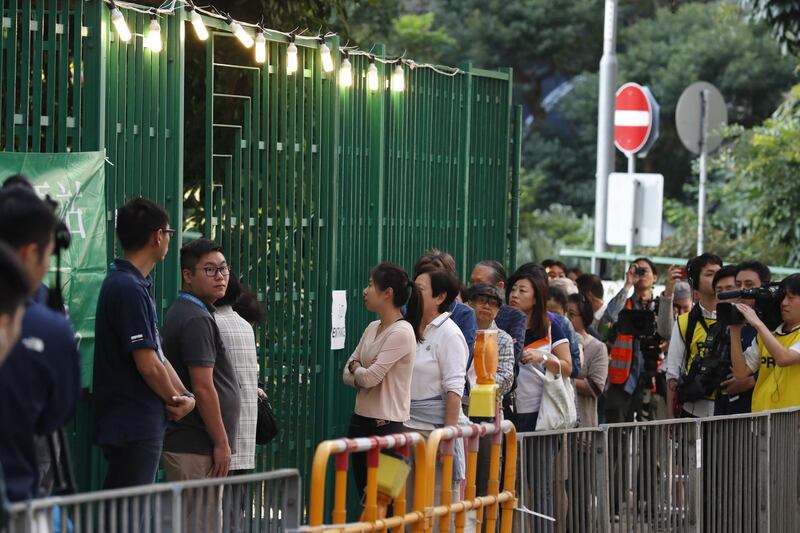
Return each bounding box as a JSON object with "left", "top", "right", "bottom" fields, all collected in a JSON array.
[
  {"left": 697, "top": 89, "right": 708, "bottom": 256},
  {"left": 626, "top": 152, "right": 636, "bottom": 255},
  {"left": 626, "top": 178, "right": 641, "bottom": 255},
  {"left": 593, "top": 0, "right": 617, "bottom": 274}
]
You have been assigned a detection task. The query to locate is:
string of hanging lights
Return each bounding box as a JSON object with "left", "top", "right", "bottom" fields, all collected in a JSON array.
[{"left": 104, "top": 0, "right": 462, "bottom": 92}]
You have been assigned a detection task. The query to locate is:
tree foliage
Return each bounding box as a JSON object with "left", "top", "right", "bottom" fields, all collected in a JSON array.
[
  {"left": 536, "top": 2, "right": 796, "bottom": 212},
  {"left": 645, "top": 84, "right": 800, "bottom": 266},
  {"left": 745, "top": 0, "right": 800, "bottom": 55}
]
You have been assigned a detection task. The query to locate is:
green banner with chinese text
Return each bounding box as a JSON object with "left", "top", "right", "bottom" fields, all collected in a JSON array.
[{"left": 0, "top": 152, "right": 106, "bottom": 388}]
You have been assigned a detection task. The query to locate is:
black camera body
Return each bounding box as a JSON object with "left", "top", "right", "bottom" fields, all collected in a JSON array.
[
  {"left": 616, "top": 308, "right": 661, "bottom": 379},
  {"left": 717, "top": 283, "right": 783, "bottom": 330},
  {"left": 635, "top": 267, "right": 647, "bottom": 276},
  {"left": 677, "top": 323, "right": 732, "bottom": 403},
  {"left": 616, "top": 309, "right": 656, "bottom": 338}
]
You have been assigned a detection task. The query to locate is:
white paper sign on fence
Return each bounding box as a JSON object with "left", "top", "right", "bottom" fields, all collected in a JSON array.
[{"left": 331, "top": 290, "right": 347, "bottom": 350}]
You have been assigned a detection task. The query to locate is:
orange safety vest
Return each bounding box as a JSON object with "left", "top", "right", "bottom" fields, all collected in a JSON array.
[{"left": 608, "top": 298, "right": 634, "bottom": 385}]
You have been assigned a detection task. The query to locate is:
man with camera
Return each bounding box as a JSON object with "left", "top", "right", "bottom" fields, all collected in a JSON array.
[
  {"left": 708, "top": 262, "right": 771, "bottom": 415},
  {"left": 665, "top": 253, "right": 722, "bottom": 418},
  {"left": 731, "top": 273, "right": 800, "bottom": 412},
  {"left": 677, "top": 265, "right": 756, "bottom": 416},
  {"left": 0, "top": 185, "right": 81, "bottom": 501},
  {"left": 604, "top": 258, "right": 660, "bottom": 423}
]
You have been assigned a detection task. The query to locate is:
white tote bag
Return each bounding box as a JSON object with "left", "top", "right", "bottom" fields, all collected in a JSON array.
[{"left": 532, "top": 359, "right": 578, "bottom": 431}]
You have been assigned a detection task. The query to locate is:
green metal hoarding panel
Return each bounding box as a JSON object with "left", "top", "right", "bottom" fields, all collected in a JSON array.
[{"left": 0, "top": 4, "right": 520, "bottom": 513}]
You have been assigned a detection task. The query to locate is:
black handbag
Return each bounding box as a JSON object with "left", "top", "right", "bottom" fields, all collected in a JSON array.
[{"left": 256, "top": 396, "right": 278, "bottom": 444}]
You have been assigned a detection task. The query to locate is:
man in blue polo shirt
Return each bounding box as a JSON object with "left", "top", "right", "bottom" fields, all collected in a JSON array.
[
  {"left": 0, "top": 186, "right": 81, "bottom": 502},
  {"left": 92, "top": 198, "right": 195, "bottom": 489}
]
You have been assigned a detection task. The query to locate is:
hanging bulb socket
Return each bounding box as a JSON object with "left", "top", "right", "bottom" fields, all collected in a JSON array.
[
  {"left": 286, "top": 34, "right": 298, "bottom": 74},
  {"left": 108, "top": 2, "right": 131, "bottom": 43},
  {"left": 187, "top": 4, "right": 208, "bottom": 41},
  {"left": 339, "top": 51, "right": 352, "bottom": 88},
  {"left": 227, "top": 15, "right": 254, "bottom": 48},
  {"left": 145, "top": 13, "right": 162, "bottom": 52},
  {"left": 255, "top": 29, "right": 267, "bottom": 64},
  {"left": 319, "top": 37, "right": 334, "bottom": 73},
  {"left": 391, "top": 61, "right": 405, "bottom": 92},
  {"left": 366, "top": 56, "right": 379, "bottom": 92}
]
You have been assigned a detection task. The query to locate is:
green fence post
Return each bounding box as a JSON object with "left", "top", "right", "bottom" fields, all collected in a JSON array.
[
  {"left": 458, "top": 63, "right": 472, "bottom": 275},
  {"left": 369, "top": 44, "right": 387, "bottom": 263},
  {"left": 510, "top": 105, "right": 522, "bottom": 271}
]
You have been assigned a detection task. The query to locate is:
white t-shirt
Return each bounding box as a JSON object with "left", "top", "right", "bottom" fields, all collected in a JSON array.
[
  {"left": 743, "top": 323, "right": 800, "bottom": 372},
  {"left": 410, "top": 312, "right": 468, "bottom": 400},
  {"left": 407, "top": 313, "right": 468, "bottom": 430}
]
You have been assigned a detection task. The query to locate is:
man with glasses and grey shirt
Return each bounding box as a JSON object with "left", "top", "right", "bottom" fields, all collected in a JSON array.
[{"left": 162, "top": 239, "right": 240, "bottom": 485}]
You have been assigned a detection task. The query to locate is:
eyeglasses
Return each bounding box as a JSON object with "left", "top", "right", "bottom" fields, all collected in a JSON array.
[
  {"left": 160, "top": 228, "right": 176, "bottom": 236},
  {"left": 470, "top": 295, "right": 501, "bottom": 308},
  {"left": 195, "top": 266, "right": 229, "bottom": 278}
]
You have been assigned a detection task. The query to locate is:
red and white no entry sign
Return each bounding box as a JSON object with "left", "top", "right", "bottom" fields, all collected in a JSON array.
[{"left": 614, "top": 83, "right": 653, "bottom": 154}]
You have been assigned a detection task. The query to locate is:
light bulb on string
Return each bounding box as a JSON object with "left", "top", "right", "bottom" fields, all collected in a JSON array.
[
  {"left": 188, "top": 6, "right": 208, "bottom": 41},
  {"left": 339, "top": 55, "right": 352, "bottom": 88},
  {"left": 391, "top": 62, "right": 405, "bottom": 92},
  {"left": 255, "top": 30, "right": 266, "bottom": 63},
  {"left": 319, "top": 38, "right": 334, "bottom": 73},
  {"left": 227, "top": 16, "right": 254, "bottom": 48},
  {"left": 367, "top": 58, "right": 379, "bottom": 91},
  {"left": 286, "top": 36, "right": 298, "bottom": 74},
  {"left": 145, "top": 14, "right": 162, "bottom": 52},
  {"left": 109, "top": 4, "right": 131, "bottom": 43}
]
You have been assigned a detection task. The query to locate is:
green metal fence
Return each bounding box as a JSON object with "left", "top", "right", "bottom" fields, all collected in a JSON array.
[{"left": 0, "top": 0, "right": 520, "bottom": 502}]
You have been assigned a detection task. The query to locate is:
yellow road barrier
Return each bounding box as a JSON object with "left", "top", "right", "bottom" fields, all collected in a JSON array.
[
  {"left": 309, "top": 431, "right": 428, "bottom": 532},
  {"left": 424, "top": 421, "right": 516, "bottom": 533},
  {"left": 307, "top": 420, "right": 516, "bottom": 533}
]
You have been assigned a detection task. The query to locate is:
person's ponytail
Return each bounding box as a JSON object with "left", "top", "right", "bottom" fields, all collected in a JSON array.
[
  {"left": 370, "top": 263, "right": 424, "bottom": 342},
  {"left": 405, "top": 280, "right": 424, "bottom": 343}
]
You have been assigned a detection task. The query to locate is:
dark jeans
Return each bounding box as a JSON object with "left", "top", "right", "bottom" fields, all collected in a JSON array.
[
  {"left": 346, "top": 414, "right": 405, "bottom": 501},
  {"left": 605, "top": 383, "right": 642, "bottom": 423},
  {"left": 714, "top": 388, "right": 753, "bottom": 415},
  {"left": 102, "top": 438, "right": 163, "bottom": 489}
]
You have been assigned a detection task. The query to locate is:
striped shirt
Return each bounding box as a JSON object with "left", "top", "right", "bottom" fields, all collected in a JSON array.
[{"left": 215, "top": 305, "right": 259, "bottom": 471}]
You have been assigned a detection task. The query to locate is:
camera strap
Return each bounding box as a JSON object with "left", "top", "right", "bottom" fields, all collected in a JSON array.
[{"left": 681, "top": 305, "right": 710, "bottom": 372}]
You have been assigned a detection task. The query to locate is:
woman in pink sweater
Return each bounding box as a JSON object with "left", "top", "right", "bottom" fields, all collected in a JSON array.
[{"left": 343, "top": 263, "right": 423, "bottom": 498}]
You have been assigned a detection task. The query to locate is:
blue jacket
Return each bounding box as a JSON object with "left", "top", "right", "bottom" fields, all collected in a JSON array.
[
  {"left": 548, "top": 312, "right": 581, "bottom": 378},
  {"left": 0, "top": 300, "right": 81, "bottom": 502},
  {"left": 495, "top": 304, "right": 526, "bottom": 364},
  {"left": 448, "top": 300, "right": 477, "bottom": 355}
]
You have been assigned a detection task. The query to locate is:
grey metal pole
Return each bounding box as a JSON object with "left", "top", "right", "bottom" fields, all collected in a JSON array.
[
  {"left": 697, "top": 89, "right": 709, "bottom": 255},
  {"left": 593, "top": 0, "right": 618, "bottom": 274},
  {"left": 626, "top": 179, "right": 640, "bottom": 256}
]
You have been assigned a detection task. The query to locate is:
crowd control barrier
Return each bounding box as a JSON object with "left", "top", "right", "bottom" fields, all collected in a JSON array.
[
  {"left": 306, "top": 421, "right": 517, "bottom": 533},
  {"left": 2, "top": 469, "right": 301, "bottom": 533},
  {"left": 515, "top": 407, "right": 800, "bottom": 533}
]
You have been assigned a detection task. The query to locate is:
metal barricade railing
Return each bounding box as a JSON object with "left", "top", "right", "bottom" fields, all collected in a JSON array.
[
  {"left": 514, "top": 407, "right": 800, "bottom": 533},
  {"left": 308, "top": 432, "right": 428, "bottom": 532},
  {"left": 605, "top": 417, "right": 701, "bottom": 533},
  {"left": 305, "top": 421, "right": 517, "bottom": 533},
  {"left": 766, "top": 408, "right": 800, "bottom": 533},
  {"left": 2, "top": 469, "right": 301, "bottom": 533},
  {"left": 424, "top": 420, "right": 517, "bottom": 533}
]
